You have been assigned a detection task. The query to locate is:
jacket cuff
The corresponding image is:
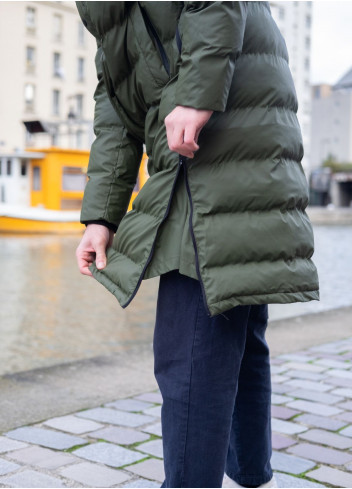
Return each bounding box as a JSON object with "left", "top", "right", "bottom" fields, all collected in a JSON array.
[{"left": 82, "top": 220, "right": 118, "bottom": 233}]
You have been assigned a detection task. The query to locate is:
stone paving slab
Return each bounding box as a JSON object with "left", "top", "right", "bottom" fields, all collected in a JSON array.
[
  {"left": 330, "top": 387, "right": 352, "bottom": 397},
  {"left": 324, "top": 376, "right": 352, "bottom": 388},
  {"left": 142, "top": 422, "right": 163, "bottom": 437},
  {"left": 271, "top": 383, "right": 296, "bottom": 394},
  {"left": 134, "top": 392, "right": 163, "bottom": 404},
  {"left": 0, "top": 459, "right": 21, "bottom": 476},
  {"left": 136, "top": 439, "right": 164, "bottom": 458},
  {"left": 6, "top": 445, "right": 77, "bottom": 469},
  {"left": 125, "top": 458, "right": 165, "bottom": 483},
  {"left": 286, "top": 388, "right": 343, "bottom": 405},
  {"left": 287, "top": 442, "right": 352, "bottom": 465},
  {"left": 143, "top": 406, "right": 162, "bottom": 418},
  {"left": 73, "top": 442, "right": 146, "bottom": 467},
  {"left": 77, "top": 407, "right": 155, "bottom": 428},
  {"left": 271, "top": 374, "right": 290, "bottom": 383},
  {"left": 294, "top": 413, "right": 347, "bottom": 431},
  {"left": 0, "top": 437, "right": 27, "bottom": 454},
  {"left": 281, "top": 362, "right": 328, "bottom": 373},
  {"left": 284, "top": 379, "right": 334, "bottom": 392},
  {"left": 306, "top": 466, "right": 352, "bottom": 488},
  {"left": 5, "top": 427, "right": 85, "bottom": 450},
  {"left": 272, "top": 433, "right": 297, "bottom": 450},
  {"left": 274, "top": 472, "right": 325, "bottom": 488},
  {"left": 335, "top": 411, "right": 352, "bottom": 424},
  {"left": 122, "top": 478, "right": 160, "bottom": 488},
  {"left": 315, "top": 358, "right": 352, "bottom": 369},
  {"left": 60, "top": 461, "right": 131, "bottom": 487},
  {"left": 105, "top": 399, "right": 154, "bottom": 412},
  {"left": 298, "top": 428, "right": 352, "bottom": 449},
  {"left": 340, "top": 425, "right": 352, "bottom": 438},
  {"left": 43, "top": 414, "right": 103, "bottom": 434},
  {"left": 0, "top": 469, "right": 66, "bottom": 488},
  {"left": 87, "top": 426, "right": 150, "bottom": 445},
  {"left": 286, "top": 399, "right": 343, "bottom": 417},
  {"left": 271, "top": 394, "right": 295, "bottom": 405},
  {"left": 336, "top": 400, "right": 352, "bottom": 410},
  {"left": 272, "top": 418, "right": 308, "bottom": 435},
  {"left": 284, "top": 370, "right": 326, "bottom": 381},
  {"left": 271, "top": 405, "right": 300, "bottom": 420},
  {"left": 270, "top": 450, "right": 316, "bottom": 474}
]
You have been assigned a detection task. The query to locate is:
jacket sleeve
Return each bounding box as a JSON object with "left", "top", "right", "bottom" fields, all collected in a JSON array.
[
  {"left": 175, "top": 1, "right": 248, "bottom": 112},
  {"left": 81, "top": 38, "right": 143, "bottom": 231}
]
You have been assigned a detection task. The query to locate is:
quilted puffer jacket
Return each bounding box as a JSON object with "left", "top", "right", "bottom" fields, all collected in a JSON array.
[{"left": 76, "top": 1, "right": 320, "bottom": 317}]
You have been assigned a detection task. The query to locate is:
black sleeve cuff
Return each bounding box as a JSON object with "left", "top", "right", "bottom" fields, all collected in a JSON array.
[{"left": 82, "top": 220, "right": 118, "bottom": 233}]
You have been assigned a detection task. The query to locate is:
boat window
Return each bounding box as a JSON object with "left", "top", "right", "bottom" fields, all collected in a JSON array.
[
  {"left": 7, "top": 159, "right": 12, "bottom": 176},
  {"left": 62, "top": 167, "right": 86, "bottom": 191},
  {"left": 21, "top": 161, "right": 27, "bottom": 177},
  {"left": 33, "top": 166, "right": 41, "bottom": 191}
]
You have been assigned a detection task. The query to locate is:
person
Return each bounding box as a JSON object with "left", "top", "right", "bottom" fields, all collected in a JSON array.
[{"left": 75, "top": 2, "right": 319, "bottom": 487}]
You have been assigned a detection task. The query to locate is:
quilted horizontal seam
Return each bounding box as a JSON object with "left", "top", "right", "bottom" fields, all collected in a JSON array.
[
  {"left": 240, "top": 51, "right": 288, "bottom": 62},
  {"left": 225, "top": 105, "right": 299, "bottom": 116},
  {"left": 208, "top": 288, "right": 319, "bottom": 309},
  {"left": 200, "top": 206, "right": 307, "bottom": 216},
  {"left": 206, "top": 256, "right": 315, "bottom": 270}
]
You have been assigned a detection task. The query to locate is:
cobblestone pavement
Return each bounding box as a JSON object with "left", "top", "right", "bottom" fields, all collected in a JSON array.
[{"left": 1, "top": 338, "right": 352, "bottom": 488}]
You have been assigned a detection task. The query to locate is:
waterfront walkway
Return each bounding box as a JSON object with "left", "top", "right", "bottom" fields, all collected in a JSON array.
[{"left": 1, "top": 337, "right": 352, "bottom": 487}]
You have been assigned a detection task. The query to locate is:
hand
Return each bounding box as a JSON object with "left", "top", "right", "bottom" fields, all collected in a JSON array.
[
  {"left": 76, "top": 224, "right": 114, "bottom": 277},
  {"left": 164, "top": 105, "right": 213, "bottom": 158}
]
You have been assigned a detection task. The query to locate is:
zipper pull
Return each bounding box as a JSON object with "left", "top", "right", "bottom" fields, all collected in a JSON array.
[{"left": 179, "top": 155, "right": 187, "bottom": 166}]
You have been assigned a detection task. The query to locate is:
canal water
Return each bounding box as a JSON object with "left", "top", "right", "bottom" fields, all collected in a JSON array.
[{"left": 0, "top": 224, "right": 351, "bottom": 375}]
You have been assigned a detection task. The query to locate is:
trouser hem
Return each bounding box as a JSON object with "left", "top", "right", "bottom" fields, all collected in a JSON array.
[{"left": 225, "top": 469, "right": 273, "bottom": 487}]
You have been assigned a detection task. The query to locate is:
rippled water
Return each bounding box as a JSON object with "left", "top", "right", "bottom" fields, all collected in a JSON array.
[{"left": 0, "top": 225, "right": 351, "bottom": 374}]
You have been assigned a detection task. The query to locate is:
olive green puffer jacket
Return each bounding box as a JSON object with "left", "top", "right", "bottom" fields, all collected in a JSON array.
[{"left": 76, "top": 1, "right": 319, "bottom": 317}]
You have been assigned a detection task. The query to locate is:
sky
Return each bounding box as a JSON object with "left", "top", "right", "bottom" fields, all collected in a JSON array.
[{"left": 311, "top": 1, "right": 352, "bottom": 85}]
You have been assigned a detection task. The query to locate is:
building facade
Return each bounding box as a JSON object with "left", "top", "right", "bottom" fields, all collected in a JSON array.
[
  {"left": 311, "top": 71, "right": 352, "bottom": 169},
  {"left": 0, "top": 1, "right": 97, "bottom": 152},
  {"left": 270, "top": 1, "right": 313, "bottom": 174}
]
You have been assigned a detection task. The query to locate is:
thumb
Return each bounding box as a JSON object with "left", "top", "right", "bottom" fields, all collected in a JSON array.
[{"left": 95, "top": 244, "right": 107, "bottom": 270}]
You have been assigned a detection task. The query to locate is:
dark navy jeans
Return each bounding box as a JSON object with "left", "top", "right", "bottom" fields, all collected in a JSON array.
[{"left": 153, "top": 270, "right": 273, "bottom": 488}]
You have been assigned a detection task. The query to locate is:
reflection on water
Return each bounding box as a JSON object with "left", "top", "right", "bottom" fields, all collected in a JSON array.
[
  {"left": 0, "top": 225, "right": 351, "bottom": 375},
  {"left": 269, "top": 225, "right": 352, "bottom": 320},
  {"left": 0, "top": 234, "right": 159, "bottom": 375}
]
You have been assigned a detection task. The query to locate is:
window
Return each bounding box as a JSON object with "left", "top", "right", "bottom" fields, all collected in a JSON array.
[
  {"left": 305, "top": 36, "right": 311, "bottom": 50},
  {"left": 53, "top": 52, "right": 63, "bottom": 77},
  {"left": 76, "top": 94, "right": 84, "bottom": 118},
  {"left": 62, "top": 167, "right": 87, "bottom": 191},
  {"left": 78, "top": 21, "right": 85, "bottom": 45},
  {"left": 77, "top": 57, "right": 85, "bottom": 81},
  {"left": 24, "top": 83, "right": 35, "bottom": 110},
  {"left": 7, "top": 159, "right": 12, "bottom": 176},
  {"left": 304, "top": 57, "right": 310, "bottom": 71},
  {"left": 53, "top": 14, "right": 62, "bottom": 42},
  {"left": 278, "top": 7, "right": 285, "bottom": 20},
  {"left": 306, "top": 15, "right": 311, "bottom": 28},
  {"left": 76, "top": 130, "right": 83, "bottom": 148},
  {"left": 53, "top": 89, "right": 60, "bottom": 115},
  {"left": 26, "top": 46, "right": 36, "bottom": 73},
  {"left": 0, "top": 159, "right": 2, "bottom": 175},
  {"left": 26, "top": 6, "right": 36, "bottom": 33},
  {"left": 21, "top": 161, "right": 27, "bottom": 177},
  {"left": 33, "top": 167, "right": 41, "bottom": 190}
]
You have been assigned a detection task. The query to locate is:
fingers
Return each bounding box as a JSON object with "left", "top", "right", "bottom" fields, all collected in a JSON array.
[
  {"left": 76, "top": 249, "right": 94, "bottom": 277},
  {"left": 165, "top": 106, "right": 213, "bottom": 158},
  {"left": 95, "top": 241, "right": 107, "bottom": 270},
  {"left": 75, "top": 224, "right": 113, "bottom": 277},
  {"left": 167, "top": 123, "right": 198, "bottom": 158}
]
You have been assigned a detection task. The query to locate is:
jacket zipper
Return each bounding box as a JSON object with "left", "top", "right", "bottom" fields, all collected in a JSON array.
[
  {"left": 139, "top": 4, "right": 170, "bottom": 77},
  {"left": 122, "top": 158, "right": 183, "bottom": 309},
  {"left": 181, "top": 156, "right": 212, "bottom": 317}
]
